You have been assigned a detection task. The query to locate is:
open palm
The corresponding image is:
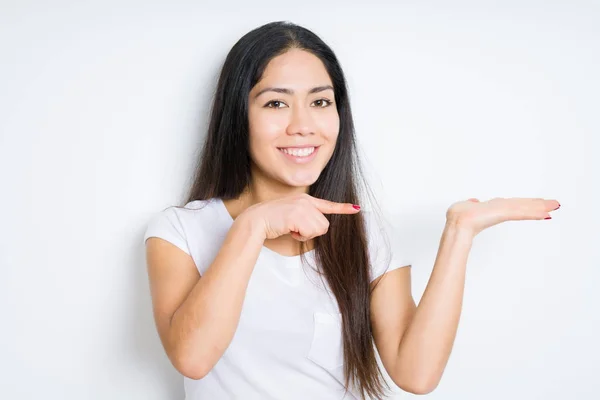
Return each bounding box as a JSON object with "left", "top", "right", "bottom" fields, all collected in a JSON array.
[{"left": 446, "top": 197, "right": 561, "bottom": 237}]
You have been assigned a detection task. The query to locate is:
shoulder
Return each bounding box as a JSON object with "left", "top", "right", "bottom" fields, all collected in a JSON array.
[
  {"left": 361, "top": 209, "right": 411, "bottom": 283},
  {"left": 361, "top": 209, "right": 392, "bottom": 259},
  {"left": 143, "top": 198, "right": 226, "bottom": 253},
  {"left": 360, "top": 209, "right": 393, "bottom": 247},
  {"left": 148, "top": 198, "right": 220, "bottom": 224}
]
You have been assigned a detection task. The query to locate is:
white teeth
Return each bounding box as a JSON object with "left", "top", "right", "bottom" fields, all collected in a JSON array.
[{"left": 280, "top": 147, "right": 315, "bottom": 157}]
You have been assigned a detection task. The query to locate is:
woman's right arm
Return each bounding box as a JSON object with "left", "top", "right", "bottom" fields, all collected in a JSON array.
[
  {"left": 145, "top": 194, "right": 358, "bottom": 379},
  {"left": 145, "top": 211, "right": 265, "bottom": 380}
]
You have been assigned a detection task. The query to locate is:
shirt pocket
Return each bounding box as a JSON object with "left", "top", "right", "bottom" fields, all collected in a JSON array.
[{"left": 306, "top": 311, "right": 344, "bottom": 370}]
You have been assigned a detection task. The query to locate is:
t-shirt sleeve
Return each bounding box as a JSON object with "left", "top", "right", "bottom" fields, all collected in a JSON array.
[
  {"left": 143, "top": 207, "right": 191, "bottom": 256},
  {"left": 365, "top": 211, "right": 411, "bottom": 283}
]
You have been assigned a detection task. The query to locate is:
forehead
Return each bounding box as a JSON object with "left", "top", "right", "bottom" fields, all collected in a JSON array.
[{"left": 255, "top": 49, "right": 332, "bottom": 88}]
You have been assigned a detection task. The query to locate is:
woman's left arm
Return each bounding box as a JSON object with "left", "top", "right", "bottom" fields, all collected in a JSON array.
[{"left": 370, "top": 197, "right": 560, "bottom": 394}]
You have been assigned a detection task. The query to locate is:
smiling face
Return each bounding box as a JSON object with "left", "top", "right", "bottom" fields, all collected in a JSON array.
[{"left": 247, "top": 48, "right": 340, "bottom": 190}]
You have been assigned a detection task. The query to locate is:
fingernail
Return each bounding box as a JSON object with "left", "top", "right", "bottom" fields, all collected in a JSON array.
[
  {"left": 352, "top": 204, "right": 361, "bottom": 210},
  {"left": 554, "top": 203, "right": 561, "bottom": 210},
  {"left": 544, "top": 216, "right": 552, "bottom": 220}
]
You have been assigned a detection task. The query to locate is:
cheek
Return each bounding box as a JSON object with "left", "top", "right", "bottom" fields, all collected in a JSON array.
[
  {"left": 248, "top": 134, "right": 271, "bottom": 167},
  {"left": 319, "top": 115, "right": 340, "bottom": 146},
  {"left": 249, "top": 109, "right": 285, "bottom": 141},
  {"left": 248, "top": 113, "right": 282, "bottom": 162}
]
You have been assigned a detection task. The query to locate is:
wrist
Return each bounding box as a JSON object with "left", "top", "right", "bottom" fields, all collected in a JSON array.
[
  {"left": 445, "top": 218, "right": 476, "bottom": 241},
  {"left": 235, "top": 207, "right": 267, "bottom": 242}
]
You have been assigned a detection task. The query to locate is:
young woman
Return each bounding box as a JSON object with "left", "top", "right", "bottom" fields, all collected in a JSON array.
[{"left": 144, "top": 21, "right": 560, "bottom": 400}]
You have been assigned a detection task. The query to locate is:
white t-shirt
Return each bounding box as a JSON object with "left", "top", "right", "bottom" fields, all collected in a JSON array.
[{"left": 143, "top": 197, "right": 411, "bottom": 399}]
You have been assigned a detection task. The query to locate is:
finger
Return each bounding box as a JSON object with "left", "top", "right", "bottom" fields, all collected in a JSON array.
[
  {"left": 307, "top": 196, "right": 361, "bottom": 215},
  {"left": 527, "top": 198, "right": 560, "bottom": 213},
  {"left": 546, "top": 199, "right": 561, "bottom": 211},
  {"left": 511, "top": 199, "right": 553, "bottom": 220},
  {"left": 292, "top": 216, "right": 328, "bottom": 241},
  {"left": 291, "top": 231, "right": 309, "bottom": 241}
]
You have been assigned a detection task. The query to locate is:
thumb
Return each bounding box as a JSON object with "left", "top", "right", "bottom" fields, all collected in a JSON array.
[{"left": 291, "top": 231, "right": 309, "bottom": 241}]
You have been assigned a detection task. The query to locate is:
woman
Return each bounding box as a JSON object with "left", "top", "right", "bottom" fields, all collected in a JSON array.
[{"left": 144, "top": 21, "right": 560, "bottom": 399}]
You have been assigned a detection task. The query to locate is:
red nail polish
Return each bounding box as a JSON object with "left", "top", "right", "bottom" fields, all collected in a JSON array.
[
  {"left": 352, "top": 204, "right": 361, "bottom": 210},
  {"left": 544, "top": 216, "right": 552, "bottom": 220}
]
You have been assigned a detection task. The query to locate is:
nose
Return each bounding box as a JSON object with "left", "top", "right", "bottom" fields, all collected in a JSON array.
[{"left": 285, "top": 104, "right": 315, "bottom": 136}]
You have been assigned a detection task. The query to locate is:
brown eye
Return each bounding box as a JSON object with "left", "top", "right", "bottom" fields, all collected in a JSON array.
[
  {"left": 313, "top": 99, "right": 332, "bottom": 108},
  {"left": 265, "top": 100, "right": 286, "bottom": 109}
]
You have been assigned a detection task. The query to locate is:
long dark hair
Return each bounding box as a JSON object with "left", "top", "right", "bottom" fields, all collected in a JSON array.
[{"left": 182, "top": 21, "right": 393, "bottom": 399}]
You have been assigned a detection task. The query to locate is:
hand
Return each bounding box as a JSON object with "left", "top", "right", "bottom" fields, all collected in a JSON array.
[
  {"left": 243, "top": 193, "right": 361, "bottom": 241},
  {"left": 446, "top": 197, "right": 561, "bottom": 237}
]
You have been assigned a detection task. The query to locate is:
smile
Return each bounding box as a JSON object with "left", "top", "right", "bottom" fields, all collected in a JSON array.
[{"left": 277, "top": 146, "right": 320, "bottom": 164}]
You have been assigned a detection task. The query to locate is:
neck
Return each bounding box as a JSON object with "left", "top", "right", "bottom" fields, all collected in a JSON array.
[
  {"left": 233, "top": 163, "right": 309, "bottom": 214},
  {"left": 221, "top": 165, "right": 315, "bottom": 256}
]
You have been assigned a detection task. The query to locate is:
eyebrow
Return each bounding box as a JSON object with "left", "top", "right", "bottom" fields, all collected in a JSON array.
[{"left": 253, "top": 85, "right": 334, "bottom": 99}]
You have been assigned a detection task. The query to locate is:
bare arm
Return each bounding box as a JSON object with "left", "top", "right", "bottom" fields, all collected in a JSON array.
[
  {"left": 393, "top": 221, "right": 473, "bottom": 393},
  {"left": 145, "top": 194, "right": 359, "bottom": 380},
  {"left": 372, "top": 198, "right": 558, "bottom": 394},
  {"left": 370, "top": 221, "right": 473, "bottom": 394},
  {"left": 145, "top": 212, "right": 265, "bottom": 379}
]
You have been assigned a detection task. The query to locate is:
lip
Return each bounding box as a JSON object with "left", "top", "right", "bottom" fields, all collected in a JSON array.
[
  {"left": 277, "top": 145, "right": 320, "bottom": 164},
  {"left": 277, "top": 145, "right": 320, "bottom": 149}
]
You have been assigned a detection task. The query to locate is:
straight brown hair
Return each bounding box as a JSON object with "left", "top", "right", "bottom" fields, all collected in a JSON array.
[{"left": 178, "top": 21, "right": 394, "bottom": 399}]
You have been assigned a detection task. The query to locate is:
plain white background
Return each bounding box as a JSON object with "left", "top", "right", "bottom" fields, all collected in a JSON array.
[{"left": 1, "top": 1, "right": 598, "bottom": 399}]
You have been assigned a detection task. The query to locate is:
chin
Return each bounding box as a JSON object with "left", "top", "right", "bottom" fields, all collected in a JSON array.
[{"left": 281, "top": 170, "right": 322, "bottom": 188}]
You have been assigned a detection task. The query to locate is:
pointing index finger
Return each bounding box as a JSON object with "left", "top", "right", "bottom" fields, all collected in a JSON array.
[{"left": 309, "top": 196, "right": 361, "bottom": 214}]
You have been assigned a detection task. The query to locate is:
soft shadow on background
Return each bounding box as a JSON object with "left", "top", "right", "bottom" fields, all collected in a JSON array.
[{"left": 1, "top": 1, "right": 598, "bottom": 399}]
